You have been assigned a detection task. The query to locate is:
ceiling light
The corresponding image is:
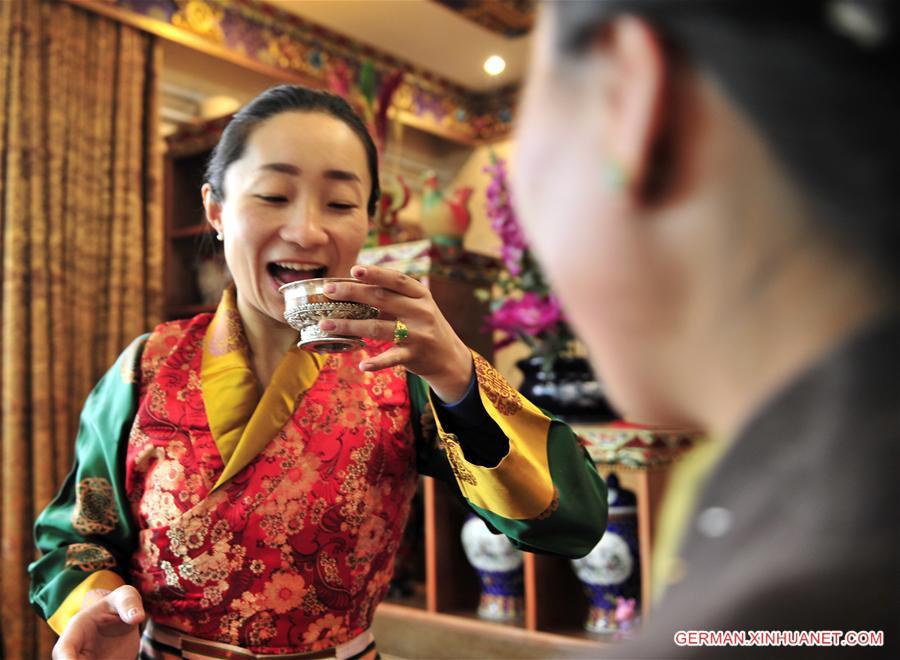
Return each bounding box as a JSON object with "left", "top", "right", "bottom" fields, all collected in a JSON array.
[{"left": 483, "top": 55, "right": 506, "bottom": 77}]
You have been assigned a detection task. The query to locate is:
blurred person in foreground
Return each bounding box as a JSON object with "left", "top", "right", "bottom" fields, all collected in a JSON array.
[{"left": 514, "top": 0, "right": 898, "bottom": 657}]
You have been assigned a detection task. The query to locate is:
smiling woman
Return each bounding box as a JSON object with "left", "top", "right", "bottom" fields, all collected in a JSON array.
[{"left": 28, "top": 84, "right": 609, "bottom": 660}]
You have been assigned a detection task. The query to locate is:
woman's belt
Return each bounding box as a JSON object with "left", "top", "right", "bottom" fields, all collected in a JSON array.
[{"left": 140, "top": 620, "right": 378, "bottom": 660}]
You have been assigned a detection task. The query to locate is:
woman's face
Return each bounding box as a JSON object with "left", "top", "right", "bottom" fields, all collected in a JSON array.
[
  {"left": 513, "top": 11, "right": 694, "bottom": 425},
  {"left": 205, "top": 111, "right": 371, "bottom": 325}
]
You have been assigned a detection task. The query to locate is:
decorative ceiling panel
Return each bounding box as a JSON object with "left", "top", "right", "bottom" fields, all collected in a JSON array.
[{"left": 432, "top": 0, "right": 535, "bottom": 37}]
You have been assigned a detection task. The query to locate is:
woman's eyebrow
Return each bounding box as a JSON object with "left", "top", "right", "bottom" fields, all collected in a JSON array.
[
  {"left": 259, "top": 162, "right": 300, "bottom": 175},
  {"left": 258, "top": 162, "right": 361, "bottom": 184},
  {"left": 323, "top": 169, "right": 362, "bottom": 184}
]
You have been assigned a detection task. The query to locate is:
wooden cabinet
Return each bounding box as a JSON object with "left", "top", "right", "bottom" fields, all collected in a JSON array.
[
  {"left": 375, "top": 425, "right": 691, "bottom": 658},
  {"left": 413, "top": 460, "right": 674, "bottom": 638}
]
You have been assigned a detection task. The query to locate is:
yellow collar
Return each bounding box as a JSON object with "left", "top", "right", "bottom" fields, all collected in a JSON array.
[{"left": 201, "top": 286, "right": 325, "bottom": 491}]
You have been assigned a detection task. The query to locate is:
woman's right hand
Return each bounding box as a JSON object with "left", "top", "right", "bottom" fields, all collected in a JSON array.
[{"left": 52, "top": 585, "right": 145, "bottom": 660}]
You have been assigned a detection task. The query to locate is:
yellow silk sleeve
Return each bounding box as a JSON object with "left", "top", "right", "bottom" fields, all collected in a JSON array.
[
  {"left": 46, "top": 569, "right": 125, "bottom": 635},
  {"left": 429, "top": 352, "right": 555, "bottom": 520}
]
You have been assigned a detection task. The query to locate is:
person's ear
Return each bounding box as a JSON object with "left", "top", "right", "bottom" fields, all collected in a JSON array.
[
  {"left": 597, "top": 16, "right": 668, "bottom": 200},
  {"left": 201, "top": 183, "right": 223, "bottom": 237}
]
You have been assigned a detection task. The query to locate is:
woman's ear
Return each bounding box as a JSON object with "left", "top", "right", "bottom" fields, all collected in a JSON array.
[
  {"left": 201, "top": 183, "right": 223, "bottom": 235},
  {"left": 599, "top": 16, "right": 669, "bottom": 200}
]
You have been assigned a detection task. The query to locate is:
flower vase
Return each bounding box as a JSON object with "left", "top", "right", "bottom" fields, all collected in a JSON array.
[
  {"left": 516, "top": 355, "right": 617, "bottom": 423},
  {"left": 571, "top": 473, "right": 641, "bottom": 634},
  {"left": 460, "top": 515, "right": 524, "bottom": 622}
]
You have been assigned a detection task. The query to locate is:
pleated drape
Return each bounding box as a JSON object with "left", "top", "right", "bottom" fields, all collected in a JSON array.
[{"left": 0, "top": 1, "right": 162, "bottom": 655}]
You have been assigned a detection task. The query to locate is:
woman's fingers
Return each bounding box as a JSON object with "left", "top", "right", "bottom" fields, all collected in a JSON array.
[
  {"left": 52, "top": 585, "right": 144, "bottom": 660},
  {"left": 322, "top": 265, "right": 428, "bottom": 310},
  {"left": 106, "top": 584, "right": 145, "bottom": 625},
  {"left": 316, "top": 317, "right": 417, "bottom": 372},
  {"left": 358, "top": 346, "right": 410, "bottom": 372},
  {"left": 52, "top": 624, "right": 85, "bottom": 660},
  {"left": 323, "top": 279, "right": 406, "bottom": 316},
  {"left": 351, "top": 264, "right": 428, "bottom": 298},
  {"left": 82, "top": 587, "right": 112, "bottom": 608},
  {"left": 319, "top": 317, "right": 397, "bottom": 342}
]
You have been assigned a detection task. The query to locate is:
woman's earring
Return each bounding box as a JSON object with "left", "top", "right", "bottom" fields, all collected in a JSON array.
[
  {"left": 216, "top": 232, "right": 224, "bottom": 242},
  {"left": 601, "top": 161, "right": 628, "bottom": 192}
]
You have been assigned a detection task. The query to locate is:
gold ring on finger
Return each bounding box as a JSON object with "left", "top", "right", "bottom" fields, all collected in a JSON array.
[{"left": 393, "top": 319, "right": 409, "bottom": 344}]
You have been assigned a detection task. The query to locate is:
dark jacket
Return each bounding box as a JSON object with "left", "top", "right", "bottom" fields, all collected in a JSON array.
[{"left": 615, "top": 315, "right": 899, "bottom": 659}]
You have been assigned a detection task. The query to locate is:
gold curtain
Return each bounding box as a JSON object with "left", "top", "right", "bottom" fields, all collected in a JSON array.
[{"left": 0, "top": 1, "right": 162, "bottom": 656}]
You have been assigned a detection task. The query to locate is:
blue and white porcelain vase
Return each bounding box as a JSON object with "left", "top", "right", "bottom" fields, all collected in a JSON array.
[
  {"left": 461, "top": 515, "right": 524, "bottom": 621},
  {"left": 571, "top": 473, "right": 641, "bottom": 633}
]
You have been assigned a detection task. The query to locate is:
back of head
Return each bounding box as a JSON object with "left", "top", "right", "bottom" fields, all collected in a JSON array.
[{"left": 553, "top": 0, "right": 900, "bottom": 298}]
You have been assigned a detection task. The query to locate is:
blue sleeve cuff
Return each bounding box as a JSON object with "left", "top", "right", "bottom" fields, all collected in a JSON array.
[
  {"left": 435, "top": 369, "right": 478, "bottom": 409},
  {"left": 432, "top": 365, "right": 509, "bottom": 467}
]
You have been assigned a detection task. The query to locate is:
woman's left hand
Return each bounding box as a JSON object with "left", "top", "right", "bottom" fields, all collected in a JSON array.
[{"left": 320, "top": 264, "right": 474, "bottom": 403}]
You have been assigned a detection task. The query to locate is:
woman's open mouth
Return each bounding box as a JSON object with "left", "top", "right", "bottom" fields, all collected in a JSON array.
[{"left": 267, "top": 261, "right": 327, "bottom": 287}]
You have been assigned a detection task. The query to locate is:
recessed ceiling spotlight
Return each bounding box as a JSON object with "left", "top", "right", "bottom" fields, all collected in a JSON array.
[{"left": 483, "top": 55, "right": 506, "bottom": 77}]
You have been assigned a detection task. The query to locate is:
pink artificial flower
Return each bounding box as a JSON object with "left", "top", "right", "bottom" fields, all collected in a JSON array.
[
  {"left": 483, "top": 153, "right": 574, "bottom": 355},
  {"left": 484, "top": 157, "right": 528, "bottom": 275},
  {"left": 487, "top": 292, "right": 564, "bottom": 339},
  {"left": 615, "top": 597, "right": 637, "bottom": 630}
]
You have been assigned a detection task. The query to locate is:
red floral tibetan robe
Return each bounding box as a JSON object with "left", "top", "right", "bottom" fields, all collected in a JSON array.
[{"left": 125, "top": 314, "right": 415, "bottom": 653}]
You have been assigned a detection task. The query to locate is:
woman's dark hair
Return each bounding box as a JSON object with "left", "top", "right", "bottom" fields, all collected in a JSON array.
[
  {"left": 205, "top": 84, "right": 380, "bottom": 216},
  {"left": 552, "top": 0, "right": 900, "bottom": 292}
]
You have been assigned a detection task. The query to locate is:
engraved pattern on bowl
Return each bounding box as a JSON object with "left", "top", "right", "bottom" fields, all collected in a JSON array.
[
  {"left": 283, "top": 301, "right": 378, "bottom": 329},
  {"left": 280, "top": 278, "right": 379, "bottom": 353}
]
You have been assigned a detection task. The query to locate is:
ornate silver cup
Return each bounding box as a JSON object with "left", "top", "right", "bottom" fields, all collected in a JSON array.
[{"left": 280, "top": 278, "right": 378, "bottom": 353}]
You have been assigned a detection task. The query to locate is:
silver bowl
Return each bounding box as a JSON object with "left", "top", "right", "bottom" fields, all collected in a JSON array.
[{"left": 280, "top": 278, "right": 378, "bottom": 353}]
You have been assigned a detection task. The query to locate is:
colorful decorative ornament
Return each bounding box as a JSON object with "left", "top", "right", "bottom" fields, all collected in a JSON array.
[
  {"left": 420, "top": 171, "right": 473, "bottom": 248},
  {"left": 117, "top": 0, "right": 516, "bottom": 140},
  {"left": 371, "top": 172, "right": 411, "bottom": 245},
  {"left": 171, "top": 0, "right": 224, "bottom": 43}
]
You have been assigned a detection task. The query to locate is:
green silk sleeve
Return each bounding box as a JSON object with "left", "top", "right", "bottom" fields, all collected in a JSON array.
[
  {"left": 28, "top": 335, "right": 147, "bottom": 628},
  {"left": 407, "top": 353, "right": 607, "bottom": 559},
  {"left": 466, "top": 419, "right": 607, "bottom": 558}
]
